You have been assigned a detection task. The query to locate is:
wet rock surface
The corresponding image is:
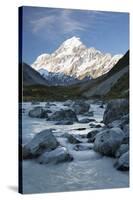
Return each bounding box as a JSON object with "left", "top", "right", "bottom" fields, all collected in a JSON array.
[
  {"left": 38, "top": 146, "right": 73, "bottom": 164},
  {"left": 47, "top": 109, "right": 78, "bottom": 122},
  {"left": 115, "top": 144, "right": 129, "bottom": 158},
  {"left": 28, "top": 106, "right": 48, "bottom": 118},
  {"left": 103, "top": 99, "right": 129, "bottom": 125},
  {"left": 22, "top": 129, "right": 59, "bottom": 159},
  {"left": 71, "top": 100, "right": 90, "bottom": 114},
  {"left": 94, "top": 127, "right": 124, "bottom": 156},
  {"left": 114, "top": 151, "right": 129, "bottom": 171},
  {"left": 63, "top": 133, "right": 82, "bottom": 144}
]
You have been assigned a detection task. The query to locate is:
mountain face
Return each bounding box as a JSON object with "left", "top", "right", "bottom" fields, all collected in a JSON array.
[
  {"left": 23, "top": 51, "right": 129, "bottom": 101},
  {"left": 80, "top": 50, "right": 129, "bottom": 98},
  {"left": 32, "top": 36, "right": 122, "bottom": 85},
  {"left": 22, "top": 62, "right": 48, "bottom": 86}
]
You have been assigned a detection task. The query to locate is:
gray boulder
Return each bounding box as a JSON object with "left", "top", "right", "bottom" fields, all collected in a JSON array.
[
  {"left": 114, "top": 151, "right": 129, "bottom": 171},
  {"left": 28, "top": 106, "right": 48, "bottom": 118},
  {"left": 47, "top": 109, "right": 78, "bottom": 122},
  {"left": 72, "top": 100, "right": 90, "bottom": 114},
  {"left": 63, "top": 133, "right": 82, "bottom": 144},
  {"left": 115, "top": 144, "right": 129, "bottom": 158},
  {"left": 38, "top": 146, "right": 73, "bottom": 164},
  {"left": 94, "top": 127, "right": 124, "bottom": 156},
  {"left": 103, "top": 99, "right": 129, "bottom": 125},
  {"left": 22, "top": 129, "right": 59, "bottom": 159}
]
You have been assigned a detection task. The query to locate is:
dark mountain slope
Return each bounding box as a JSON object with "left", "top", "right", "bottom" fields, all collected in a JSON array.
[
  {"left": 79, "top": 50, "right": 129, "bottom": 98},
  {"left": 22, "top": 62, "right": 48, "bottom": 86}
]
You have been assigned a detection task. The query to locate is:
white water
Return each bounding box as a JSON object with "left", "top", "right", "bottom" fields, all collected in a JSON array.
[{"left": 21, "top": 102, "right": 129, "bottom": 194}]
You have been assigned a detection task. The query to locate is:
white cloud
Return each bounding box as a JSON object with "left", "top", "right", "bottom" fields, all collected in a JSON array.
[
  {"left": 29, "top": 8, "right": 111, "bottom": 41},
  {"left": 30, "top": 9, "right": 90, "bottom": 35}
]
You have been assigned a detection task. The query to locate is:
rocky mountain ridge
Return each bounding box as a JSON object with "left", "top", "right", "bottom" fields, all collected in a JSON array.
[{"left": 32, "top": 36, "right": 122, "bottom": 85}]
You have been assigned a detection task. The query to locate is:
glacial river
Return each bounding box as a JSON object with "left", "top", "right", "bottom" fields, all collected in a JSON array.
[{"left": 21, "top": 102, "right": 129, "bottom": 194}]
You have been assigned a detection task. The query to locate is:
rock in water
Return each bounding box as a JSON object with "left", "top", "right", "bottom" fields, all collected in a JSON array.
[
  {"left": 38, "top": 146, "right": 73, "bottom": 164},
  {"left": 28, "top": 106, "right": 48, "bottom": 118},
  {"left": 114, "top": 151, "right": 129, "bottom": 171},
  {"left": 115, "top": 144, "right": 129, "bottom": 158},
  {"left": 47, "top": 109, "right": 78, "bottom": 122},
  {"left": 22, "top": 129, "right": 59, "bottom": 159},
  {"left": 72, "top": 100, "right": 90, "bottom": 114},
  {"left": 94, "top": 127, "right": 124, "bottom": 156},
  {"left": 63, "top": 133, "right": 82, "bottom": 144},
  {"left": 103, "top": 99, "right": 129, "bottom": 125}
]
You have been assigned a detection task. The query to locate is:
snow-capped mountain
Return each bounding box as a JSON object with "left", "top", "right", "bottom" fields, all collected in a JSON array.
[{"left": 32, "top": 36, "right": 123, "bottom": 85}]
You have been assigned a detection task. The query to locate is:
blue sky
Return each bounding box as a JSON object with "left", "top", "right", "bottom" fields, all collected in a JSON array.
[{"left": 21, "top": 6, "right": 129, "bottom": 64}]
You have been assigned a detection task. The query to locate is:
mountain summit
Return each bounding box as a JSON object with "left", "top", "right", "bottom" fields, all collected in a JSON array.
[
  {"left": 60, "top": 36, "right": 83, "bottom": 48},
  {"left": 32, "top": 36, "right": 123, "bottom": 83}
]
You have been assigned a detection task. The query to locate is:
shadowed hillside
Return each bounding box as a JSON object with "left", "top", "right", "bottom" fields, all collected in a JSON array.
[{"left": 22, "top": 62, "right": 48, "bottom": 86}]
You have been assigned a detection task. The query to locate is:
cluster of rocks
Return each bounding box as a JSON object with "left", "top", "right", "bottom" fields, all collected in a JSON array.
[
  {"left": 28, "top": 100, "right": 92, "bottom": 125},
  {"left": 47, "top": 109, "right": 78, "bottom": 123},
  {"left": 24, "top": 98, "right": 129, "bottom": 171},
  {"left": 28, "top": 106, "right": 49, "bottom": 118},
  {"left": 92, "top": 99, "right": 129, "bottom": 171},
  {"left": 27, "top": 100, "right": 105, "bottom": 129},
  {"left": 22, "top": 129, "right": 73, "bottom": 164}
]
